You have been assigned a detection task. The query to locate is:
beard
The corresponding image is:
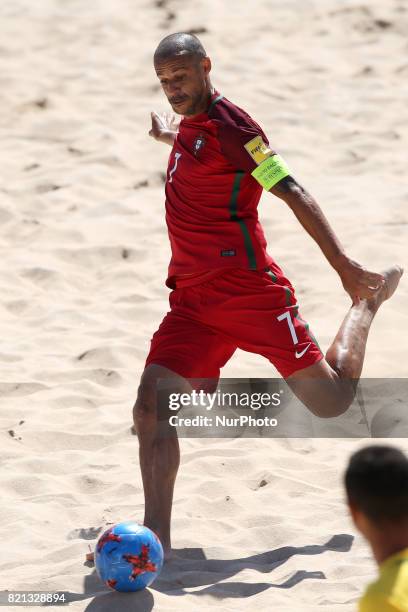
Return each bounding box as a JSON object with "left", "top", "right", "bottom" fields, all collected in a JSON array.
[{"left": 181, "top": 89, "right": 207, "bottom": 116}]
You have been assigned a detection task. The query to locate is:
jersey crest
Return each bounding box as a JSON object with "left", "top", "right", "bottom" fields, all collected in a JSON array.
[{"left": 193, "top": 134, "right": 206, "bottom": 156}]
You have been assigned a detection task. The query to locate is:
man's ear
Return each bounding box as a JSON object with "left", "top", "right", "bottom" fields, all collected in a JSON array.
[
  {"left": 348, "top": 499, "right": 369, "bottom": 535},
  {"left": 202, "top": 56, "right": 212, "bottom": 76},
  {"left": 348, "top": 499, "right": 360, "bottom": 527}
]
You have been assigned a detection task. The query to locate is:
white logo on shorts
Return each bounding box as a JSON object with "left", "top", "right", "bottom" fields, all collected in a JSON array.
[{"left": 295, "top": 343, "right": 311, "bottom": 359}]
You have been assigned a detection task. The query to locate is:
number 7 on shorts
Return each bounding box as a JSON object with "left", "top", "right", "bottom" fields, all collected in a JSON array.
[{"left": 277, "top": 310, "right": 299, "bottom": 345}]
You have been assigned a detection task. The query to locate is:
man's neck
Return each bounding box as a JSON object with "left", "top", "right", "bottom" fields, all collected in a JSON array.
[{"left": 370, "top": 532, "right": 408, "bottom": 566}]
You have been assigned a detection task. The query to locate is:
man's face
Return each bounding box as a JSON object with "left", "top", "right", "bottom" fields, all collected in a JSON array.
[{"left": 154, "top": 54, "right": 210, "bottom": 116}]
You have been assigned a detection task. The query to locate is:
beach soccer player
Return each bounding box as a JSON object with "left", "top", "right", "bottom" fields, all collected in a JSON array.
[
  {"left": 345, "top": 445, "right": 408, "bottom": 611},
  {"left": 134, "top": 32, "right": 402, "bottom": 557}
]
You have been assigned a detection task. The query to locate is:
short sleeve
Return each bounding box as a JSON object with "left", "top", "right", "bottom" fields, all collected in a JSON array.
[
  {"left": 219, "top": 123, "right": 276, "bottom": 174},
  {"left": 210, "top": 100, "right": 275, "bottom": 173}
]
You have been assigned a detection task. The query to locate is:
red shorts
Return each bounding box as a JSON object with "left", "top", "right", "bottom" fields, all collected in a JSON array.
[{"left": 145, "top": 263, "right": 323, "bottom": 380}]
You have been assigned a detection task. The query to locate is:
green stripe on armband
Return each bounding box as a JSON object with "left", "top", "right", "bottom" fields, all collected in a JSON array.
[{"left": 251, "top": 154, "right": 290, "bottom": 190}]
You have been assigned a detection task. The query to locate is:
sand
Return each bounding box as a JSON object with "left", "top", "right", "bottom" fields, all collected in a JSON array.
[{"left": 1, "top": 0, "right": 407, "bottom": 610}]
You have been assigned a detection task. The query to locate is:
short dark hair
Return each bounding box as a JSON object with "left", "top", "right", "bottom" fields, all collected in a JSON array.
[
  {"left": 345, "top": 445, "right": 408, "bottom": 522},
  {"left": 154, "top": 32, "right": 207, "bottom": 64}
]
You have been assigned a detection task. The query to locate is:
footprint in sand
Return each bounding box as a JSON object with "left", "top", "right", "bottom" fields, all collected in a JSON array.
[{"left": 0, "top": 382, "right": 48, "bottom": 397}]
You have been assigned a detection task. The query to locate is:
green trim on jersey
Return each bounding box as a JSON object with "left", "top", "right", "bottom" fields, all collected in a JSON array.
[
  {"left": 293, "top": 305, "right": 321, "bottom": 349},
  {"left": 229, "top": 171, "right": 257, "bottom": 270},
  {"left": 237, "top": 220, "right": 257, "bottom": 270},
  {"left": 284, "top": 286, "right": 292, "bottom": 306},
  {"left": 208, "top": 94, "right": 224, "bottom": 113},
  {"left": 266, "top": 268, "right": 293, "bottom": 307},
  {"left": 265, "top": 268, "right": 278, "bottom": 282}
]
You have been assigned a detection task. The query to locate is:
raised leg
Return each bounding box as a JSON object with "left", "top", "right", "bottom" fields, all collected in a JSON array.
[{"left": 286, "top": 266, "right": 403, "bottom": 417}]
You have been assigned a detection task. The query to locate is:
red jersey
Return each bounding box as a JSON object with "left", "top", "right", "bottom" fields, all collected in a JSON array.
[{"left": 164, "top": 90, "right": 276, "bottom": 289}]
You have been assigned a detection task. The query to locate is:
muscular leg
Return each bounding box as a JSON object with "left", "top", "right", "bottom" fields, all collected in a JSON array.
[
  {"left": 286, "top": 266, "right": 403, "bottom": 417},
  {"left": 133, "top": 363, "right": 192, "bottom": 559}
]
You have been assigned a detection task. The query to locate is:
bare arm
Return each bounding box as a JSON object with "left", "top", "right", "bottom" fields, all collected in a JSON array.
[
  {"left": 269, "top": 176, "right": 385, "bottom": 301},
  {"left": 149, "top": 111, "right": 178, "bottom": 146}
]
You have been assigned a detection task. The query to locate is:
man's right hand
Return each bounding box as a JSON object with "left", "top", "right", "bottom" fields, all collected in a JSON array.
[
  {"left": 334, "top": 255, "right": 385, "bottom": 303},
  {"left": 149, "top": 111, "right": 178, "bottom": 146}
]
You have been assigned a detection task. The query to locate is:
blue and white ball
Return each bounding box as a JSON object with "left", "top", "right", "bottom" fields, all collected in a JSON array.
[{"left": 95, "top": 521, "right": 164, "bottom": 592}]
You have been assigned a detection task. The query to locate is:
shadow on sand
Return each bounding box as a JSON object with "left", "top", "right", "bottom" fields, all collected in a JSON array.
[{"left": 48, "top": 533, "right": 352, "bottom": 610}]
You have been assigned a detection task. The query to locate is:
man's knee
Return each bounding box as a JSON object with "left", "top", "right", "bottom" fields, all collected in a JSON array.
[
  {"left": 132, "top": 364, "right": 191, "bottom": 432},
  {"left": 286, "top": 359, "right": 357, "bottom": 419},
  {"left": 133, "top": 381, "right": 157, "bottom": 433},
  {"left": 308, "top": 393, "right": 353, "bottom": 419},
  {"left": 287, "top": 372, "right": 356, "bottom": 418}
]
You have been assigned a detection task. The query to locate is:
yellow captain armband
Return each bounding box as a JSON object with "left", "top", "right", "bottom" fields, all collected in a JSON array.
[{"left": 251, "top": 154, "right": 291, "bottom": 190}]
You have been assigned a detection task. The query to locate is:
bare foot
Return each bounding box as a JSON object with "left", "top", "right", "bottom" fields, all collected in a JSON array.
[
  {"left": 149, "top": 530, "right": 172, "bottom": 561},
  {"left": 143, "top": 524, "right": 172, "bottom": 561},
  {"left": 367, "top": 265, "right": 403, "bottom": 312},
  {"left": 163, "top": 546, "right": 173, "bottom": 562}
]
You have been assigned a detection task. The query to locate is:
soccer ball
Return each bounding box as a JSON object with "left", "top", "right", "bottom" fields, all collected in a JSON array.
[{"left": 95, "top": 521, "right": 164, "bottom": 592}]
